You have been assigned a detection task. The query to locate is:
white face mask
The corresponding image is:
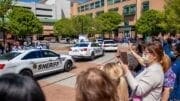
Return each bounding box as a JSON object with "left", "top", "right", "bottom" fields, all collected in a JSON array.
[{"left": 142, "top": 53, "right": 150, "bottom": 64}]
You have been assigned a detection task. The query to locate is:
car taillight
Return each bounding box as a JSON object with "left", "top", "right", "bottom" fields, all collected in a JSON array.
[{"left": 0, "top": 64, "right": 5, "bottom": 69}]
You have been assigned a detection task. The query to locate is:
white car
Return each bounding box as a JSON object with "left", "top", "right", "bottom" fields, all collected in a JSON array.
[
  {"left": 0, "top": 49, "right": 74, "bottom": 77},
  {"left": 69, "top": 42, "right": 104, "bottom": 60},
  {"left": 102, "top": 40, "right": 118, "bottom": 51},
  {"left": 96, "top": 39, "right": 103, "bottom": 46}
]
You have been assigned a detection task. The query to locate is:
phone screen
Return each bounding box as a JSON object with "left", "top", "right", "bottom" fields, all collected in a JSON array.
[{"left": 120, "top": 52, "right": 128, "bottom": 65}]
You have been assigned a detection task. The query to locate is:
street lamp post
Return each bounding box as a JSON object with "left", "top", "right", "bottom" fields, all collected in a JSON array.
[{"left": 2, "top": 15, "right": 6, "bottom": 53}]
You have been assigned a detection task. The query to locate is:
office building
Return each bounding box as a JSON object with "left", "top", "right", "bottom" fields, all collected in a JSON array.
[{"left": 71, "top": 0, "right": 165, "bottom": 38}]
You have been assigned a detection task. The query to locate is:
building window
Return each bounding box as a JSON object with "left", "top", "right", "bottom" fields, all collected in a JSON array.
[
  {"left": 114, "top": 0, "right": 121, "bottom": 3},
  {"left": 142, "top": 1, "right": 149, "bottom": 12},
  {"left": 81, "top": 6, "right": 85, "bottom": 12},
  {"left": 95, "top": 1, "right": 100, "bottom": 8},
  {"left": 129, "top": 4, "right": 136, "bottom": 14},
  {"left": 90, "top": 3, "right": 95, "bottom": 9},
  {"left": 85, "top": 4, "right": 90, "bottom": 11},
  {"left": 36, "top": 14, "right": 53, "bottom": 17},
  {"left": 36, "top": 8, "right": 52, "bottom": 11},
  {"left": 107, "top": 0, "right": 114, "bottom": 5},
  {"left": 123, "top": 4, "right": 136, "bottom": 16},
  {"left": 101, "top": 0, "right": 104, "bottom": 6}
]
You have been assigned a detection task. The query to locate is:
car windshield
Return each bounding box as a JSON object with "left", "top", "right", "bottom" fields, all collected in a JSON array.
[
  {"left": 74, "top": 43, "right": 89, "bottom": 47},
  {"left": 0, "top": 52, "right": 21, "bottom": 60},
  {"left": 104, "top": 41, "right": 115, "bottom": 44}
]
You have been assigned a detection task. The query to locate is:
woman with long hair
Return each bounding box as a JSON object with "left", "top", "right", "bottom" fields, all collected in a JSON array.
[
  {"left": 76, "top": 68, "right": 119, "bottom": 101},
  {"left": 120, "top": 42, "right": 165, "bottom": 101},
  {"left": 102, "top": 62, "right": 129, "bottom": 101}
]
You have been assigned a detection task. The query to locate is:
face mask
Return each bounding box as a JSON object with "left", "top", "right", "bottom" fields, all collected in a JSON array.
[{"left": 142, "top": 53, "right": 149, "bottom": 64}]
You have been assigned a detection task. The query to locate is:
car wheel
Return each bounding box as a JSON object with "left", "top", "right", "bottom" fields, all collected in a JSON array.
[
  {"left": 90, "top": 52, "right": 95, "bottom": 60},
  {"left": 20, "top": 69, "right": 33, "bottom": 78},
  {"left": 64, "top": 60, "right": 73, "bottom": 72}
]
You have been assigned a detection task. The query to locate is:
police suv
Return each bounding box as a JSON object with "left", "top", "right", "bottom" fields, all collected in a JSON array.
[
  {"left": 0, "top": 49, "right": 74, "bottom": 77},
  {"left": 69, "top": 42, "right": 104, "bottom": 60}
]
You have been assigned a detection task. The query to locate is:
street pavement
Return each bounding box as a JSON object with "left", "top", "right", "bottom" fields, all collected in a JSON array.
[{"left": 38, "top": 51, "right": 116, "bottom": 101}]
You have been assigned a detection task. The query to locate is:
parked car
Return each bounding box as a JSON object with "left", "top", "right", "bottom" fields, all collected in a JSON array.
[
  {"left": 69, "top": 42, "right": 104, "bottom": 60},
  {"left": 0, "top": 49, "right": 74, "bottom": 77},
  {"left": 102, "top": 40, "right": 118, "bottom": 51}
]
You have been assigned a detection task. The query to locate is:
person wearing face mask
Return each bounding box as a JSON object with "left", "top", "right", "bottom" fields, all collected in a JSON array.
[{"left": 119, "top": 42, "right": 165, "bottom": 101}]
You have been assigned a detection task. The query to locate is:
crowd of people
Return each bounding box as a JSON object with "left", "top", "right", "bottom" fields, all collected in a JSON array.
[{"left": 0, "top": 34, "right": 179, "bottom": 101}]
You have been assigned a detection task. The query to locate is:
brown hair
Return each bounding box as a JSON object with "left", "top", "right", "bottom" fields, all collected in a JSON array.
[
  {"left": 103, "top": 63, "right": 129, "bottom": 101},
  {"left": 146, "top": 41, "right": 171, "bottom": 72},
  {"left": 76, "top": 68, "right": 119, "bottom": 101}
]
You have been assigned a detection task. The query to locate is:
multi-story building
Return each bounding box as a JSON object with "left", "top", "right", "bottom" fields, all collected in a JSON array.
[
  {"left": 10, "top": 0, "right": 71, "bottom": 40},
  {"left": 71, "top": 0, "right": 165, "bottom": 38}
]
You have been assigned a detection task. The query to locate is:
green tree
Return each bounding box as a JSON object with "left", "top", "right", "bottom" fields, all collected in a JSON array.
[
  {"left": 159, "top": 0, "right": 180, "bottom": 33},
  {"left": 54, "top": 18, "right": 76, "bottom": 37},
  {"left": 7, "top": 7, "right": 42, "bottom": 37},
  {"left": 96, "top": 11, "right": 123, "bottom": 34},
  {"left": 0, "top": 0, "right": 15, "bottom": 47},
  {"left": 135, "top": 10, "right": 164, "bottom": 36},
  {"left": 72, "top": 15, "right": 94, "bottom": 35}
]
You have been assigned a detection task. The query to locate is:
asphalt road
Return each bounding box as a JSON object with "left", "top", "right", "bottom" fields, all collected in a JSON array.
[{"left": 38, "top": 52, "right": 116, "bottom": 88}]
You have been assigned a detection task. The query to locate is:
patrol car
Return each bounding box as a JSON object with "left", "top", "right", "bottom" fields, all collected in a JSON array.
[
  {"left": 0, "top": 49, "right": 74, "bottom": 77},
  {"left": 102, "top": 40, "right": 118, "bottom": 51},
  {"left": 69, "top": 42, "right": 104, "bottom": 60}
]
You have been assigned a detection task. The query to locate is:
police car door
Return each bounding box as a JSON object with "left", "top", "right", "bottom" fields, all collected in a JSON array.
[
  {"left": 41, "top": 50, "right": 62, "bottom": 72},
  {"left": 21, "top": 50, "right": 48, "bottom": 76}
]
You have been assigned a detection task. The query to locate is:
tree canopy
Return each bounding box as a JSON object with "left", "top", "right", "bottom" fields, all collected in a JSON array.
[
  {"left": 54, "top": 18, "right": 76, "bottom": 37},
  {"left": 7, "top": 7, "right": 43, "bottom": 36},
  {"left": 96, "top": 11, "right": 123, "bottom": 33},
  {"left": 135, "top": 10, "right": 164, "bottom": 36}
]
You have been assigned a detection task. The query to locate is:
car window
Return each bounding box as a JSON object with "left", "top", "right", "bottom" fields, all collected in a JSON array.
[
  {"left": 104, "top": 41, "right": 115, "bottom": 44},
  {"left": 91, "top": 43, "right": 100, "bottom": 47},
  {"left": 74, "top": 43, "right": 89, "bottom": 47},
  {"left": 0, "top": 52, "right": 21, "bottom": 60},
  {"left": 22, "top": 51, "right": 42, "bottom": 60},
  {"left": 42, "top": 50, "right": 59, "bottom": 58}
]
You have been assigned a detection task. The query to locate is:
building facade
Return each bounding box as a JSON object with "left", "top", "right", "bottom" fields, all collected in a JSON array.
[
  {"left": 71, "top": 0, "right": 165, "bottom": 38},
  {"left": 14, "top": 0, "right": 71, "bottom": 40}
]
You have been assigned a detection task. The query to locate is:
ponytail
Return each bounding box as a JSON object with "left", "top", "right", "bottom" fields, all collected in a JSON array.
[
  {"left": 161, "top": 54, "right": 171, "bottom": 73},
  {"left": 117, "top": 76, "right": 129, "bottom": 101}
]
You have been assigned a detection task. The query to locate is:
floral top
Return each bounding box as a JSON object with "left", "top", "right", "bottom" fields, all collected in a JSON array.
[{"left": 164, "top": 68, "right": 176, "bottom": 88}]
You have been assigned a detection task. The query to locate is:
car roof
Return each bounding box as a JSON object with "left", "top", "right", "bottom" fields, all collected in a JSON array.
[{"left": 11, "top": 49, "right": 49, "bottom": 53}]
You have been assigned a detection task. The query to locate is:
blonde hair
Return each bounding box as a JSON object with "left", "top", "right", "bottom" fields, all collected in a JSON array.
[
  {"left": 161, "top": 54, "right": 171, "bottom": 73},
  {"left": 103, "top": 63, "right": 129, "bottom": 101}
]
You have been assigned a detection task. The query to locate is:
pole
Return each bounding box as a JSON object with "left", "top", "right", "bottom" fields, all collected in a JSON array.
[
  {"left": 2, "top": 15, "right": 5, "bottom": 53},
  {"left": 81, "top": 17, "right": 83, "bottom": 34}
]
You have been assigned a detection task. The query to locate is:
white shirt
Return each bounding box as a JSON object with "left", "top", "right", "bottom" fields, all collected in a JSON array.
[{"left": 126, "top": 62, "right": 164, "bottom": 101}]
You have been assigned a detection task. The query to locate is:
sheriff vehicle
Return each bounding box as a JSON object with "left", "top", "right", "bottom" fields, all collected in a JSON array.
[
  {"left": 69, "top": 42, "right": 104, "bottom": 60},
  {"left": 0, "top": 49, "right": 74, "bottom": 77}
]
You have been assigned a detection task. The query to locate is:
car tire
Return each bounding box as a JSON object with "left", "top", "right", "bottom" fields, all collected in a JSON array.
[
  {"left": 90, "top": 52, "right": 95, "bottom": 60},
  {"left": 20, "top": 69, "right": 33, "bottom": 78},
  {"left": 64, "top": 60, "right": 73, "bottom": 72}
]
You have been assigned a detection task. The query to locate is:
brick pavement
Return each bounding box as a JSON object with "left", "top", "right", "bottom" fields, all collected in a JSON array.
[{"left": 39, "top": 62, "right": 98, "bottom": 101}]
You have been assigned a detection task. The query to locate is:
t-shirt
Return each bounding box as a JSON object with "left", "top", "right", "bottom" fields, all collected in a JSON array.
[
  {"left": 164, "top": 68, "right": 176, "bottom": 88},
  {"left": 170, "top": 57, "right": 180, "bottom": 100}
]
